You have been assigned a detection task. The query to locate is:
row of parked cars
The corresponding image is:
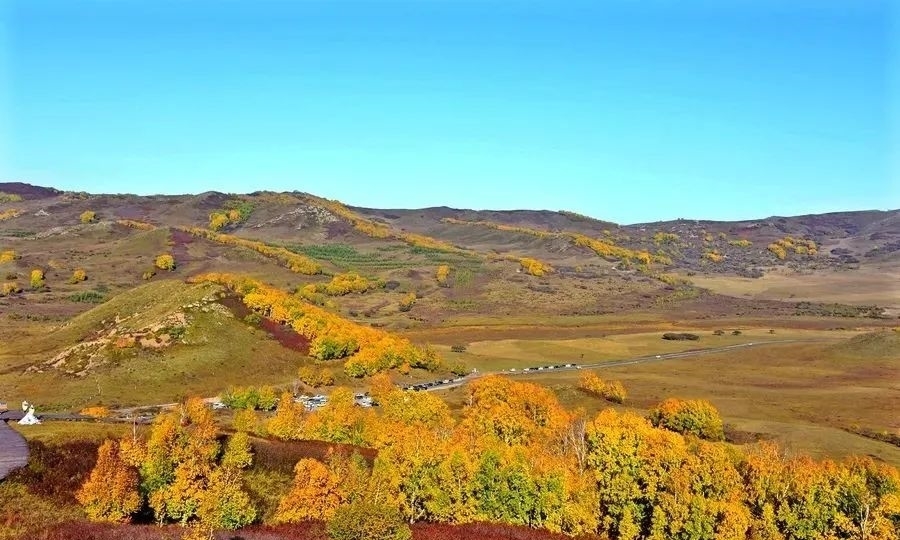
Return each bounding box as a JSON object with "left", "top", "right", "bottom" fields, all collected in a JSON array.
[
  {"left": 507, "top": 363, "right": 578, "bottom": 373},
  {"left": 403, "top": 376, "right": 466, "bottom": 392}
]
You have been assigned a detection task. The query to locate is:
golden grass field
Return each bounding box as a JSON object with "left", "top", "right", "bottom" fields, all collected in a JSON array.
[{"left": 690, "top": 266, "right": 900, "bottom": 311}]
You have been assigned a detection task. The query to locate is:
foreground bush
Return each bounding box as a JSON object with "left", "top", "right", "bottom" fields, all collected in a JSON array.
[{"left": 327, "top": 501, "right": 411, "bottom": 540}]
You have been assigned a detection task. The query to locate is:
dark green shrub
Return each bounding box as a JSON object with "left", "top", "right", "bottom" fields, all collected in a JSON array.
[
  {"left": 662, "top": 332, "right": 700, "bottom": 341},
  {"left": 450, "top": 344, "right": 467, "bottom": 353},
  {"left": 69, "top": 291, "right": 105, "bottom": 303}
]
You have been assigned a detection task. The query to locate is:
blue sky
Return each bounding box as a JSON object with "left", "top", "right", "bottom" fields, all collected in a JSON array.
[{"left": 1, "top": 0, "right": 894, "bottom": 224}]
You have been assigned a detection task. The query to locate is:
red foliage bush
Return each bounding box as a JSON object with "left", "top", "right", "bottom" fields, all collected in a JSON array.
[
  {"left": 8, "top": 440, "right": 101, "bottom": 503},
  {"left": 251, "top": 438, "right": 376, "bottom": 475}
]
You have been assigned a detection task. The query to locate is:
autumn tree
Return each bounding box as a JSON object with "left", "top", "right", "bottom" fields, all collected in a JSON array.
[
  {"left": 398, "top": 292, "right": 416, "bottom": 312},
  {"left": 275, "top": 458, "right": 345, "bottom": 523},
  {"left": 80, "top": 405, "right": 111, "bottom": 418},
  {"left": 30, "top": 268, "right": 44, "bottom": 289},
  {"left": 221, "top": 432, "right": 253, "bottom": 469},
  {"left": 649, "top": 397, "right": 725, "bottom": 441},
  {"left": 78, "top": 398, "right": 257, "bottom": 530},
  {"left": 436, "top": 265, "right": 450, "bottom": 287},
  {"left": 196, "top": 467, "right": 256, "bottom": 529},
  {"left": 578, "top": 372, "right": 626, "bottom": 404},
  {"left": 232, "top": 409, "right": 260, "bottom": 434},
  {"left": 266, "top": 392, "right": 306, "bottom": 440},
  {"left": 298, "top": 365, "right": 335, "bottom": 388},
  {"left": 155, "top": 254, "right": 176, "bottom": 271},
  {"left": 519, "top": 257, "right": 552, "bottom": 276},
  {"left": 1, "top": 281, "right": 21, "bottom": 296},
  {"left": 0, "top": 249, "right": 17, "bottom": 263},
  {"left": 76, "top": 440, "right": 142, "bottom": 522},
  {"left": 70, "top": 268, "right": 87, "bottom": 284},
  {"left": 80, "top": 210, "right": 97, "bottom": 223}
]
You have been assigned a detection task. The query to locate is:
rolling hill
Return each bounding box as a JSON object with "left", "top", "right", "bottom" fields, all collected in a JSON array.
[{"left": 1, "top": 182, "right": 897, "bottom": 409}]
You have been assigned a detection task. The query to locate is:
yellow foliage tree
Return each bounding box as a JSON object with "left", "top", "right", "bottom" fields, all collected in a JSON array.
[
  {"left": 116, "top": 219, "right": 155, "bottom": 231},
  {"left": 80, "top": 405, "right": 111, "bottom": 418},
  {"left": 767, "top": 243, "right": 787, "bottom": 260},
  {"left": 209, "top": 212, "right": 230, "bottom": 231},
  {"left": 398, "top": 291, "right": 417, "bottom": 312},
  {"left": 323, "top": 272, "right": 374, "bottom": 295},
  {"left": 190, "top": 273, "right": 440, "bottom": 377},
  {"left": 80, "top": 210, "right": 97, "bottom": 223},
  {"left": 0, "top": 209, "right": 22, "bottom": 222},
  {"left": 76, "top": 440, "right": 142, "bottom": 522},
  {"left": 30, "top": 268, "right": 44, "bottom": 289},
  {"left": 155, "top": 254, "right": 176, "bottom": 271},
  {"left": 180, "top": 227, "right": 321, "bottom": 275},
  {"left": 266, "top": 392, "right": 306, "bottom": 440},
  {"left": 70, "top": 268, "right": 88, "bottom": 284},
  {"left": 0, "top": 250, "right": 17, "bottom": 263},
  {"left": 520, "top": 257, "right": 553, "bottom": 276},
  {"left": 274, "top": 458, "right": 345, "bottom": 523},
  {"left": 298, "top": 365, "right": 335, "bottom": 388},
  {"left": 436, "top": 265, "right": 450, "bottom": 286},
  {"left": 1, "top": 282, "right": 22, "bottom": 296}
]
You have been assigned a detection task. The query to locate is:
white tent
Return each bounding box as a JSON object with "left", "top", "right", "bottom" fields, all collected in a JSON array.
[{"left": 18, "top": 405, "right": 40, "bottom": 425}]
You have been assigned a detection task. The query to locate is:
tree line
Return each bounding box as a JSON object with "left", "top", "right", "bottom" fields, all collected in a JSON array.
[{"left": 79, "top": 375, "right": 900, "bottom": 539}]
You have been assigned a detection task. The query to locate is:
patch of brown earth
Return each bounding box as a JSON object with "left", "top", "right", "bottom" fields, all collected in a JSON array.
[{"left": 218, "top": 295, "right": 311, "bottom": 354}]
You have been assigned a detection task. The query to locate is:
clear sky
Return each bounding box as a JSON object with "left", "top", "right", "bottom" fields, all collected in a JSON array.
[{"left": 1, "top": 0, "right": 894, "bottom": 224}]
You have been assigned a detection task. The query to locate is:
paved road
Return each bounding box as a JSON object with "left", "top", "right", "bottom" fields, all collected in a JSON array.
[
  {"left": 105, "top": 339, "right": 829, "bottom": 411},
  {"left": 419, "top": 339, "right": 826, "bottom": 392},
  {"left": 0, "top": 421, "right": 29, "bottom": 481}
]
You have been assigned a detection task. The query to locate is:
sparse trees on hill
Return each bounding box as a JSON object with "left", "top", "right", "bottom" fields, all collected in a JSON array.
[
  {"left": 192, "top": 273, "right": 441, "bottom": 377},
  {"left": 116, "top": 219, "right": 155, "bottom": 231},
  {"left": 181, "top": 227, "right": 321, "bottom": 275}
]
